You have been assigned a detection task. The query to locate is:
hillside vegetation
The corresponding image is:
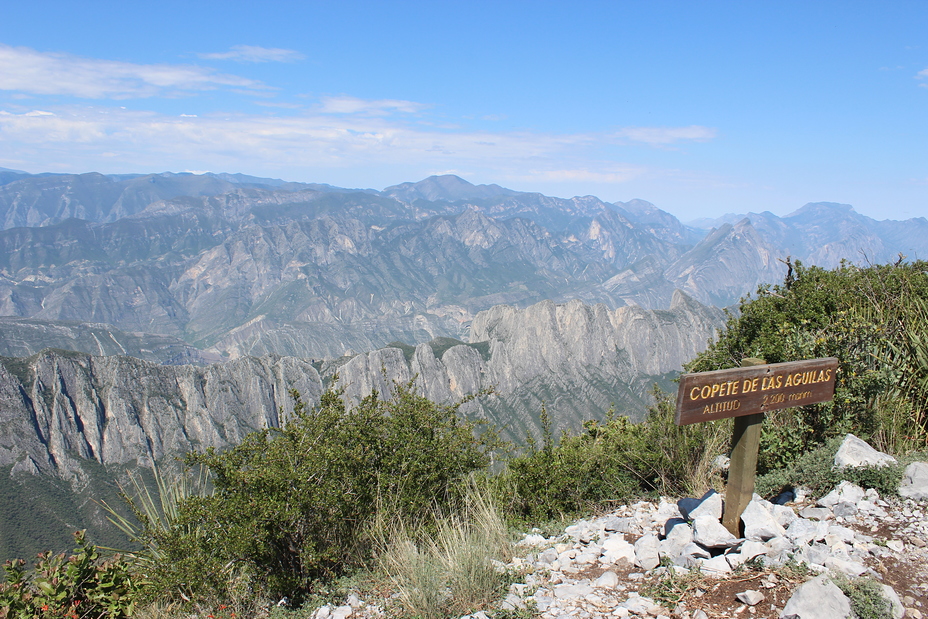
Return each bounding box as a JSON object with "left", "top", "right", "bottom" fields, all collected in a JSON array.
[
  {"left": 3, "top": 260, "right": 927, "bottom": 618},
  {"left": 686, "top": 258, "right": 928, "bottom": 471}
]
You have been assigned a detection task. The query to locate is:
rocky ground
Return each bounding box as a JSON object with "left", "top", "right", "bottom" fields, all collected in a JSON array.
[
  {"left": 495, "top": 483, "right": 928, "bottom": 619},
  {"left": 307, "top": 437, "right": 928, "bottom": 619}
]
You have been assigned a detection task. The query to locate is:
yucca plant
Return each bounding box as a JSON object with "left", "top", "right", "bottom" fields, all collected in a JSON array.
[
  {"left": 883, "top": 295, "right": 928, "bottom": 440},
  {"left": 858, "top": 286, "right": 928, "bottom": 450},
  {"left": 98, "top": 461, "right": 211, "bottom": 566}
]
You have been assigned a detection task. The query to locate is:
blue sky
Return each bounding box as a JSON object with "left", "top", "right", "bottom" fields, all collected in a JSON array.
[{"left": 0, "top": 1, "right": 925, "bottom": 221}]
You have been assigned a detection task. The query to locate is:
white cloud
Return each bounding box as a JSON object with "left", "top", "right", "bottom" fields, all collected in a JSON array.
[
  {"left": 198, "top": 45, "right": 305, "bottom": 63},
  {"left": 0, "top": 44, "right": 265, "bottom": 99},
  {"left": 615, "top": 125, "right": 717, "bottom": 145},
  {"left": 0, "top": 101, "right": 713, "bottom": 191},
  {"left": 918, "top": 68, "right": 928, "bottom": 86},
  {"left": 318, "top": 96, "right": 427, "bottom": 115},
  {"left": 521, "top": 167, "right": 648, "bottom": 184}
]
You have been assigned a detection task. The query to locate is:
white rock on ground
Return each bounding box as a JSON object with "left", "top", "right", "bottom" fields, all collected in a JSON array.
[
  {"left": 780, "top": 574, "right": 852, "bottom": 618},
  {"left": 692, "top": 515, "right": 739, "bottom": 548},
  {"left": 633, "top": 533, "right": 661, "bottom": 570},
  {"left": 742, "top": 499, "right": 788, "bottom": 541},
  {"left": 818, "top": 480, "right": 866, "bottom": 508},
  {"left": 678, "top": 489, "right": 723, "bottom": 521},
  {"left": 899, "top": 461, "right": 928, "bottom": 500},
  {"left": 736, "top": 589, "right": 765, "bottom": 605},
  {"left": 833, "top": 433, "right": 898, "bottom": 468},
  {"left": 309, "top": 442, "right": 928, "bottom": 619},
  {"left": 881, "top": 583, "right": 906, "bottom": 619}
]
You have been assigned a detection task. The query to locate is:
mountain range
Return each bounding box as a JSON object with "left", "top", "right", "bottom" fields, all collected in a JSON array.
[
  {"left": 1, "top": 168, "right": 926, "bottom": 559},
  {"left": 2, "top": 171, "right": 924, "bottom": 361}
]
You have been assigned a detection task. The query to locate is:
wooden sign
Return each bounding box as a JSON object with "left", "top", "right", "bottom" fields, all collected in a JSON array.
[
  {"left": 675, "top": 357, "right": 838, "bottom": 426},
  {"left": 675, "top": 357, "right": 839, "bottom": 536}
]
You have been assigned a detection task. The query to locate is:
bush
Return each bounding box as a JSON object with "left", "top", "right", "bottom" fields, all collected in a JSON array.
[
  {"left": 142, "top": 383, "right": 501, "bottom": 604},
  {"left": 687, "top": 259, "right": 928, "bottom": 472},
  {"left": 497, "top": 391, "right": 729, "bottom": 522},
  {"left": 831, "top": 574, "right": 894, "bottom": 619},
  {"left": 0, "top": 530, "right": 142, "bottom": 619},
  {"left": 754, "top": 437, "right": 904, "bottom": 498}
]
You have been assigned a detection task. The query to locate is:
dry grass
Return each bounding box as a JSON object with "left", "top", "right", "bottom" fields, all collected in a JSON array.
[{"left": 374, "top": 483, "right": 512, "bottom": 619}]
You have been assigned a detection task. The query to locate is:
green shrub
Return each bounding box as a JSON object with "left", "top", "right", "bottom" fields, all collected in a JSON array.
[
  {"left": 831, "top": 574, "right": 894, "bottom": 619},
  {"left": 0, "top": 530, "right": 142, "bottom": 619},
  {"left": 497, "top": 390, "right": 729, "bottom": 522},
  {"left": 755, "top": 437, "right": 904, "bottom": 498},
  {"left": 687, "top": 259, "right": 928, "bottom": 471},
  {"left": 143, "top": 383, "right": 501, "bottom": 604}
]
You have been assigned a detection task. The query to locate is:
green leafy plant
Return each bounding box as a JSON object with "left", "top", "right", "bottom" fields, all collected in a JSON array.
[
  {"left": 642, "top": 566, "right": 703, "bottom": 608},
  {"left": 497, "top": 388, "right": 729, "bottom": 522},
  {"left": 754, "top": 436, "right": 905, "bottom": 498},
  {"left": 143, "top": 382, "right": 502, "bottom": 605},
  {"left": 831, "top": 574, "right": 894, "bottom": 619},
  {"left": 0, "top": 530, "right": 142, "bottom": 619},
  {"left": 687, "top": 259, "right": 928, "bottom": 471}
]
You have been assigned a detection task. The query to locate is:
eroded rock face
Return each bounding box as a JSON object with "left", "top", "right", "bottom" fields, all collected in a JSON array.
[
  {"left": 0, "top": 350, "right": 322, "bottom": 478},
  {"left": 332, "top": 294, "right": 726, "bottom": 439}
]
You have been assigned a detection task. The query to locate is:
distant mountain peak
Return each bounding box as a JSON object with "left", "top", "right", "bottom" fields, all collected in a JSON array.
[
  {"left": 383, "top": 174, "right": 521, "bottom": 203},
  {"left": 786, "top": 202, "right": 856, "bottom": 219}
]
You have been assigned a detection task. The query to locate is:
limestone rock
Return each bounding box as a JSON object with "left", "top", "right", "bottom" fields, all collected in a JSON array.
[
  {"left": 594, "top": 571, "right": 619, "bottom": 589},
  {"left": 799, "top": 506, "right": 832, "bottom": 521},
  {"left": 601, "top": 536, "right": 636, "bottom": 565},
  {"left": 818, "top": 481, "right": 866, "bottom": 509},
  {"left": 725, "top": 540, "right": 767, "bottom": 568},
  {"left": 736, "top": 590, "right": 765, "bottom": 606},
  {"left": 634, "top": 533, "right": 661, "bottom": 570},
  {"left": 899, "top": 462, "right": 928, "bottom": 500},
  {"left": 834, "top": 433, "right": 898, "bottom": 468},
  {"left": 881, "top": 584, "right": 905, "bottom": 619},
  {"left": 693, "top": 516, "right": 739, "bottom": 549},
  {"left": 700, "top": 555, "right": 733, "bottom": 575},
  {"left": 659, "top": 520, "right": 693, "bottom": 560},
  {"left": 780, "top": 574, "right": 852, "bottom": 619},
  {"left": 678, "top": 489, "right": 723, "bottom": 521},
  {"left": 741, "top": 499, "right": 787, "bottom": 542}
]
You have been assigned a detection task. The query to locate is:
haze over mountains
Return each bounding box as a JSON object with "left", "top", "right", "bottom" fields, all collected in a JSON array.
[
  {"left": 2, "top": 170, "right": 924, "bottom": 361},
  {"left": 0, "top": 168, "right": 925, "bottom": 558}
]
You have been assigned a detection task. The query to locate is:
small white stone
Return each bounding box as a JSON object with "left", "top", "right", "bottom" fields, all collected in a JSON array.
[
  {"left": 330, "top": 605, "right": 352, "bottom": 619},
  {"left": 736, "top": 589, "right": 765, "bottom": 606},
  {"left": 594, "top": 571, "right": 619, "bottom": 588}
]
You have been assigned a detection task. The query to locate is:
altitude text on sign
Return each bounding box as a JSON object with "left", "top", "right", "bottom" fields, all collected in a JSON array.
[{"left": 675, "top": 357, "right": 839, "bottom": 426}]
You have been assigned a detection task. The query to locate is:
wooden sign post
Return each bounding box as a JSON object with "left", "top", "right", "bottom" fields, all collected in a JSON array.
[{"left": 675, "top": 357, "right": 838, "bottom": 536}]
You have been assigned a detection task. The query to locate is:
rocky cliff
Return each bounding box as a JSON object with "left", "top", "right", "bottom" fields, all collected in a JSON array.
[
  {"left": 0, "top": 316, "right": 219, "bottom": 364},
  {"left": 0, "top": 351, "right": 322, "bottom": 479},
  {"left": 332, "top": 293, "right": 726, "bottom": 441}
]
